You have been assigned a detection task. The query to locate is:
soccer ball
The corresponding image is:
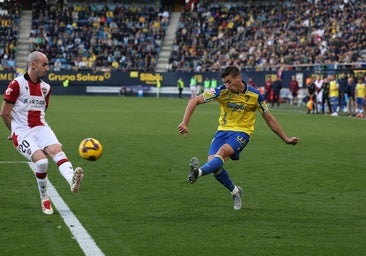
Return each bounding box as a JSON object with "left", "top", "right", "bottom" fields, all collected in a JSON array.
[{"left": 78, "top": 138, "right": 103, "bottom": 161}]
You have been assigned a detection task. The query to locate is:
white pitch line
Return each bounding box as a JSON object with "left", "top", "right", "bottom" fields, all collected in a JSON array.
[
  {"left": 27, "top": 162, "right": 104, "bottom": 256},
  {"left": 0, "top": 161, "right": 30, "bottom": 164}
]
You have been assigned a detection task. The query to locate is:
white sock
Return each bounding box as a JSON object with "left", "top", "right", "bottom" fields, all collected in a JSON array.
[
  {"left": 53, "top": 152, "right": 74, "bottom": 185},
  {"left": 36, "top": 177, "right": 48, "bottom": 200},
  {"left": 35, "top": 159, "right": 49, "bottom": 200},
  {"left": 231, "top": 185, "right": 239, "bottom": 195},
  {"left": 198, "top": 169, "right": 202, "bottom": 177},
  {"left": 59, "top": 162, "right": 74, "bottom": 186}
]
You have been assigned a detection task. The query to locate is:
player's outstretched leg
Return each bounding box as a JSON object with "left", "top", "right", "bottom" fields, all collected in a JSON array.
[
  {"left": 71, "top": 167, "right": 84, "bottom": 192},
  {"left": 188, "top": 157, "right": 200, "bottom": 183},
  {"left": 231, "top": 185, "right": 243, "bottom": 210}
]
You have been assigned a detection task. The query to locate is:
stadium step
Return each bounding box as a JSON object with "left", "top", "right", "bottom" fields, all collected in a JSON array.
[
  {"left": 15, "top": 10, "right": 32, "bottom": 71},
  {"left": 156, "top": 12, "right": 181, "bottom": 72}
]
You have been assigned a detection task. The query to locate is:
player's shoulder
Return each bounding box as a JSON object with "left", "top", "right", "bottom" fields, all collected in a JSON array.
[
  {"left": 8, "top": 78, "right": 20, "bottom": 87},
  {"left": 202, "top": 86, "right": 225, "bottom": 99},
  {"left": 247, "top": 84, "right": 263, "bottom": 99},
  {"left": 6, "top": 75, "right": 24, "bottom": 92},
  {"left": 11, "top": 74, "right": 24, "bottom": 84},
  {"left": 40, "top": 79, "right": 51, "bottom": 88},
  {"left": 11, "top": 74, "right": 28, "bottom": 88},
  {"left": 247, "top": 84, "right": 260, "bottom": 94},
  {"left": 202, "top": 88, "right": 217, "bottom": 100}
]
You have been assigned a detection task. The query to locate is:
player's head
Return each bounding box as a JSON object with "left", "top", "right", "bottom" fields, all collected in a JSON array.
[
  {"left": 28, "top": 51, "right": 49, "bottom": 81},
  {"left": 221, "top": 66, "right": 243, "bottom": 93},
  {"left": 221, "top": 66, "right": 240, "bottom": 79}
]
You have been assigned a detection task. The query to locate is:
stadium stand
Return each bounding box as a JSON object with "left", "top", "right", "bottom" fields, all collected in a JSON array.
[
  {"left": 0, "top": 0, "right": 21, "bottom": 71},
  {"left": 4, "top": 0, "right": 366, "bottom": 73},
  {"left": 169, "top": 0, "right": 366, "bottom": 72},
  {"left": 29, "top": 0, "right": 169, "bottom": 72}
]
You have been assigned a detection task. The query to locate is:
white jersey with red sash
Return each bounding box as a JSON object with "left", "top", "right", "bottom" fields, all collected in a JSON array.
[
  {"left": 4, "top": 73, "right": 50, "bottom": 133},
  {"left": 3, "top": 73, "right": 59, "bottom": 159}
]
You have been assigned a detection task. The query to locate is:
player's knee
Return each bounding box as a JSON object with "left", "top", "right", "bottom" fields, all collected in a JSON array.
[
  {"left": 35, "top": 158, "right": 48, "bottom": 178},
  {"left": 45, "top": 144, "right": 63, "bottom": 158}
]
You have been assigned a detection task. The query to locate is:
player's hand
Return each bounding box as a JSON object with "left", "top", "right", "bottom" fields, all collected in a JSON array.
[
  {"left": 7, "top": 134, "right": 12, "bottom": 140},
  {"left": 286, "top": 137, "right": 299, "bottom": 145},
  {"left": 178, "top": 123, "right": 188, "bottom": 136}
]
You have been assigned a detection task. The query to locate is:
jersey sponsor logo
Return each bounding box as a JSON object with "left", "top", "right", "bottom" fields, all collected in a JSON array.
[
  {"left": 227, "top": 101, "right": 245, "bottom": 111},
  {"left": 23, "top": 98, "right": 46, "bottom": 109}
]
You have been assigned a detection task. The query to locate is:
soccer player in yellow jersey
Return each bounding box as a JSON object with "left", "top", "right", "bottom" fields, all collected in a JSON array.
[
  {"left": 178, "top": 66, "right": 299, "bottom": 210},
  {"left": 355, "top": 77, "right": 366, "bottom": 115},
  {"left": 328, "top": 74, "right": 339, "bottom": 116}
]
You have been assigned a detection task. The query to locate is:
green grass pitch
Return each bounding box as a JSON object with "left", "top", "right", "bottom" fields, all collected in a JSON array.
[{"left": 0, "top": 96, "right": 365, "bottom": 255}]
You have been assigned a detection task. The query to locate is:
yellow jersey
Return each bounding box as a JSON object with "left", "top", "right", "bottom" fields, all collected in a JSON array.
[
  {"left": 201, "top": 84, "right": 269, "bottom": 136},
  {"left": 355, "top": 83, "right": 366, "bottom": 98},
  {"left": 329, "top": 80, "right": 339, "bottom": 97}
]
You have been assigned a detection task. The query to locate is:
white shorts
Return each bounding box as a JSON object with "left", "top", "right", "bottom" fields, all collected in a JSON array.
[
  {"left": 12, "top": 126, "right": 61, "bottom": 160},
  {"left": 316, "top": 91, "right": 323, "bottom": 102}
]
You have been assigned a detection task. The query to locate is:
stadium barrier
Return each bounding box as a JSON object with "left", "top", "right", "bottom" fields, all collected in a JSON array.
[
  {"left": 0, "top": 69, "right": 364, "bottom": 98},
  {"left": 86, "top": 85, "right": 193, "bottom": 97}
]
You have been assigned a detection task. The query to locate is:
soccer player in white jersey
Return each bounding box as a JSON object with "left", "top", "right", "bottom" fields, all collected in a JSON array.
[
  {"left": 0, "top": 51, "right": 84, "bottom": 215},
  {"left": 178, "top": 66, "right": 299, "bottom": 210}
]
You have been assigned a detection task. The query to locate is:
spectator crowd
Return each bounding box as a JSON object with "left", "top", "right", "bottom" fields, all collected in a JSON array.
[
  {"left": 30, "top": 0, "right": 169, "bottom": 72},
  {"left": 1, "top": 0, "right": 366, "bottom": 73},
  {"left": 0, "top": 0, "right": 21, "bottom": 71},
  {"left": 170, "top": 0, "right": 366, "bottom": 72}
]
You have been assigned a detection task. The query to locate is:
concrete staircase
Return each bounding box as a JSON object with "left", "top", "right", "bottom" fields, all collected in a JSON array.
[
  {"left": 155, "top": 12, "right": 180, "bottom": 73},
  {"left": 15, "top": 10, "right": 32, "bottom": 72}
]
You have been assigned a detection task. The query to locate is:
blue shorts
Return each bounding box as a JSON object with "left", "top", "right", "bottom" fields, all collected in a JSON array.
[
  {"left": 356, "top": 97, "right": 364, "bottom": 108},
  {"left": 208, "top": 131, "right": 250, "bottom": 160}
]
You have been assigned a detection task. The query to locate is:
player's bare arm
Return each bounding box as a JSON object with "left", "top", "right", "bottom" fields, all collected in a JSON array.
[
  {"left": 261, "top": 112, "right": 299, "bottom": 145},
  {"left": 178, "top": 95, "right": 205, "bottom": 136},
  {"left": 0, "top": 100, "right": 13, "bottom": 131}
]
